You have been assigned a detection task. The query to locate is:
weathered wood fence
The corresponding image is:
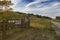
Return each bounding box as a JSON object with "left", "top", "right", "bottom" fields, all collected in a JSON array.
[{"left": 0, "top": 15, "right": 30, "bottom": 40}]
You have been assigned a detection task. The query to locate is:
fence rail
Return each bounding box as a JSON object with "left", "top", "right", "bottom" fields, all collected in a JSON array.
[{"left": 0, "top": 15, "right": 30, "bottom": 40}]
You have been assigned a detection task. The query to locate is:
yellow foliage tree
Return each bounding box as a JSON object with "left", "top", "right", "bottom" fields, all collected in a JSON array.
[{"left": 0, "top": 0, "right": 13, "bottom": 11}]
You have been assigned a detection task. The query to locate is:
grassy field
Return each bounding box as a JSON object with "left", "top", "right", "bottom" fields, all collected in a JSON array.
[
  {"left": 0, "top": 11, "right": 58, "bottom": 40},
  {"left": 54, "top": 19, "right": 60, "bottom": 23},
  {"left": 30, "top": 16, "right": 52, "bottom": 29},
  {"left": 4, "top": 27, "right": 57, "bottom": 40},
  {"left": 0, "top": 11, "right": 24, "bottom": 22}
]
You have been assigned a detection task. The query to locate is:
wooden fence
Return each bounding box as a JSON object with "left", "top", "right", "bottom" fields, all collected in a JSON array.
[{"left": 0, "top": 15, "right": 30, "bottom": 40}]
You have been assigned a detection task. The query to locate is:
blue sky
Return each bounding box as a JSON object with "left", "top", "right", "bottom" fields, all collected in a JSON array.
[{"left": 11, "top": 0, "right": 60, "bottom": 18}]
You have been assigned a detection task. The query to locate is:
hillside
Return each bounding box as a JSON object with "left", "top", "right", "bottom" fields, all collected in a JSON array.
[
  {"left": 0, "top": 11, "right": 59, "bottom": 40},
  {"left": 0, "top": 11, "right": 52, "bottom": 28},
  {"left": 0, "top": 11, "right": 24, "bottom": 22}
]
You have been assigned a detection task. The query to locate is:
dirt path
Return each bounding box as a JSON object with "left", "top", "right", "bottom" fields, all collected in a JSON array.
[
  {"left": 51, "top": 21, "right": 60, "bottom": 28},
  {"left": 51, "top": 21, "right": 60, "bottom": 36}
]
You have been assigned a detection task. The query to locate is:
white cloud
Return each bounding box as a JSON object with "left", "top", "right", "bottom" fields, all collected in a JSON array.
[
  {"left": 11, "top": 0, "right": 60, "bottom": 18},
  {"left": 11, "top": 0, "right": 21, "bottom": 7},
  {"left": 25, "top": 2, "right": 60, "bottom": 18},
  {"left": 26, "top": 0, "right": 48, "bottom": 7}
]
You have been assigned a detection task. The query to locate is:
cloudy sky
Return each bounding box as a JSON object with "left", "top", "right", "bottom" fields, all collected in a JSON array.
[{"left": 11, "top": 0, "right": 60, "bottom": 18}]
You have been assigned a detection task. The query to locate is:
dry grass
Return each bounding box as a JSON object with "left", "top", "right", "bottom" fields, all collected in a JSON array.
[
  {"left": 0, "top": 12, "right": 58, "bottom": 40},
  {"left": 30, "top": 17, "right": 50, "bottom": 29},
  {"left": 30, "top": 23, "right": 45, "bottom": 28},
  {"left": 5, "top": 28, "right": 57, "bottom": 40}
]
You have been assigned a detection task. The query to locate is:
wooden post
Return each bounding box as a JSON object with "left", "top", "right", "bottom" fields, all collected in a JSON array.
[
  {"left": 50, "top": 20, "right": 52, "bottom": 27},
  {"left": 23, "top": 14, "right": 30, "bottom": 28},
  {"left": 50, "top": 19, "right": 54, "bottom": 31},
  {"left": 21, "top": 18, "right": 24, "bottom": 28},
  {"left": 50, "top": 19, "right": 52, "bottom": 29}
]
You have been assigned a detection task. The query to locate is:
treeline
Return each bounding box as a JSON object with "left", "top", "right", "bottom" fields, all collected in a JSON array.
[
  {"left": 28, "top": 14, "right": 52, "bottom": 19},
  {"left": 16, "top": 12, "right": 52, "bottom": 19},
  {"left": 56, "top": 16, "right": 60, "bottom": 20}
]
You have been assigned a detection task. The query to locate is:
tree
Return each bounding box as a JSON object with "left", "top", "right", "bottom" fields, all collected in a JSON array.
[
  {"left": 56, "top": 16, "right": 60, "bottom": 19},
  {"left": 8, "top": 8, "right": 13, "bottom": 11},
  {"left": 42, "top": 16, "right": 52, "bottom": 19},
  {"left": 0, "top": 0, "right": 13, "bottom": 11}
]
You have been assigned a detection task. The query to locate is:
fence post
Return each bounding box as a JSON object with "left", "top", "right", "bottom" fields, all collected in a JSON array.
[
  {"left": 21, "top": 14, "right": 30, "bottom": 28},
  {"left": 50, "top": 20, "right": 52, "bottom": 27},
  {"left": 50, "top": 19, "right": 54, "bottom": 31}
]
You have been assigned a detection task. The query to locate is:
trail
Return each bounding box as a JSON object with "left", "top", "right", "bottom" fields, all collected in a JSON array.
[{"left": 51, "top": 21, "right": 60, "bottom": 36}]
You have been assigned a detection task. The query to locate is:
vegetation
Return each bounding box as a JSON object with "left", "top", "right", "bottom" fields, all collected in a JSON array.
[
  {"left": 56, "top": 16, "right": 60, "bottom": 20},
  {"left": 54, "top": 19, "right": 60, "bottom": 23},
  {"left": 5, "top": 27, "right": 57, "bottom": 40},
  {"left": 28, "top": 13, "right": 52, "bottom": 19},
  {"left": 0, "top": 11, "right": 24, "bottom": 22},
  {"left": 0, "top": 11, "right": 58, "bottom": 40},
  {"left": 53, "top": 16, "right": 60, "bottom": 22}
]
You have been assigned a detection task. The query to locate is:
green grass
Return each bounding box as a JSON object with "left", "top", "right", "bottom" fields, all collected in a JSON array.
[
  {"left": 5, "top": 27, "right": 57, "bottom": 40},
  {"left": 0, "top": 11, "right": 58, "bottom": 40},
  {"left": 0, "top": 11, "right": 24, "bottom": 22},
  {"left": 30, "top": 16, "right": 51, "bottom": 29},
  {"left": 53, "top": 19, "right": 60, "bottom": 23}
]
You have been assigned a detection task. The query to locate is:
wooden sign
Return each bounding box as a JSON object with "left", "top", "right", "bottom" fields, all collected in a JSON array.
[{"left": 8, "top": 19, "right": 21, "bottom": 25}]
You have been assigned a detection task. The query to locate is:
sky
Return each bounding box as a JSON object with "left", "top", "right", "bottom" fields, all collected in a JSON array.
[{"left": 11, "top": 0, "right": 60, "bottom": 18}]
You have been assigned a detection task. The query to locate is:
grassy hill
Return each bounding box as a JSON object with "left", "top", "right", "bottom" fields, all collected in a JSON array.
[
  {"left": 30, "top": 16, "right": 50, "bottom": 28},
  {"left": 0, "top": 11, "right": 53, "bottom": 28},
  {"left": 0, "top": 11, "right": 24, "bottom": 22},
  {"left": 0, "top": 11, "right": 58, "bottom": 40}
]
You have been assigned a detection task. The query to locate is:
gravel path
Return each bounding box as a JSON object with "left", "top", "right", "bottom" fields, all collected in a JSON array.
[{"left": 51, "top": 21, "right": 60, "bottom": 36}]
